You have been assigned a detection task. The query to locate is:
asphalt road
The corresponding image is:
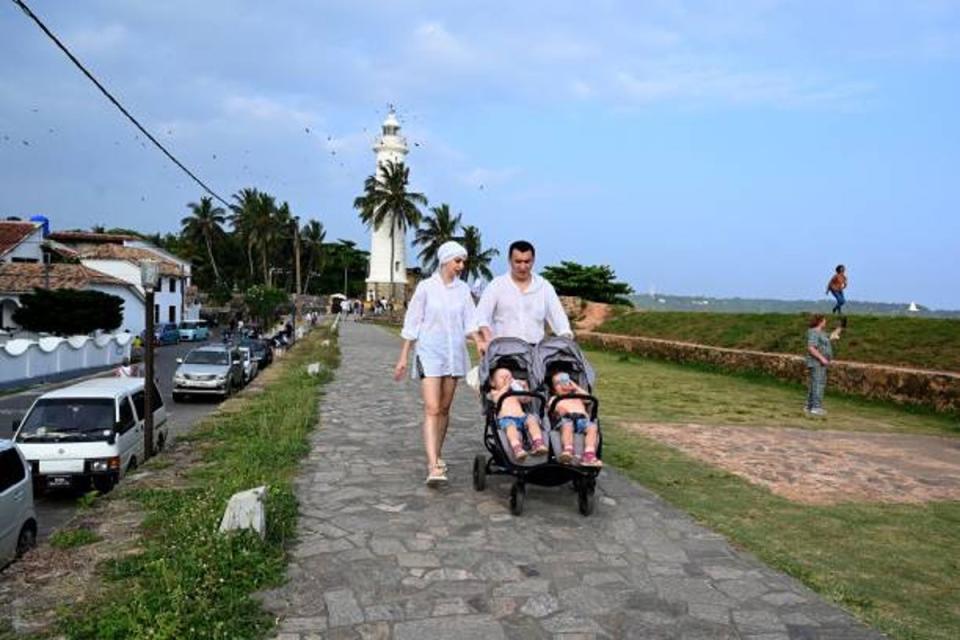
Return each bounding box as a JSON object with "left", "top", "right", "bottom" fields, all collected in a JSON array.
[{"left": 0, "top": 335, "right": 228, "bottom": 539}]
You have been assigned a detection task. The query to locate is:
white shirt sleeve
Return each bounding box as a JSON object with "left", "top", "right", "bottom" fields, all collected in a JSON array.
[
  {"left": 475, "top": 279, "right": 497, "bottom": 330},
  {"left": 543, "top": 281, "right": 573, "bottom": 338},
  {"left": 462, "top": 286, "right": 480, "bottom": 336},
  {"left": 400, "top": 282, "right": 427, "bottom": 341}
]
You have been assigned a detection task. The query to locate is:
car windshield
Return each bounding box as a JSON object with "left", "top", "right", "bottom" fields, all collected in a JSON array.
[
  {"left": 17, "top": 398, "right": 115, "bottom": 439},
  {"left": 184, "top": 350, "right": 228, "bottom": 365},
  {"left": 180, "top": 322, "right": 197, "bottom": 329}
]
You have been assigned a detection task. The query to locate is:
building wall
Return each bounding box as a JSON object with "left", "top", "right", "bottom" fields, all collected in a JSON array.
[
  {"left": 1, "top": 227, "right": 43, "bottom": 263},
  {"left": 0, "top": 333, "right": 133, "bottom": 389},
  {"left": 81, "top": 259, "right": 184, "bottom": 326}
]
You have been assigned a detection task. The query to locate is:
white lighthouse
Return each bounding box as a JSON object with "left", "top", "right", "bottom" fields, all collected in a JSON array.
[{"left": 365, "top": 110, "right": 410, "bottom": 303}]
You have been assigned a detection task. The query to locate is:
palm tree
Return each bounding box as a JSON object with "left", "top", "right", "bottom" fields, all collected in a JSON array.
[
  {"left": 181, "top": 196, "right": 226, "bottom": 284},
  {"left": 229, "top": 188, "right": 260, "bottom": 279},
  {"left": 414, "top": 203, "right": 462, "bottom": 273},
  {"left": 301, "top": 220, "right": 326, "bottom": 292},
  {"left": 460, "top": 225, "right": 498, "bottom": 283},
  {"left": 252, "top": 192, "right": 279, "bottom": 286},
  {"left": 353, "top": 161, "right": 427, "bottom": 294}
]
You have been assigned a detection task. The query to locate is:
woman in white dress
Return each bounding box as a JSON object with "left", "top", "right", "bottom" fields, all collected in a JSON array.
[{"left": 395, "top": 241, "right": 486, "bottom": 485}]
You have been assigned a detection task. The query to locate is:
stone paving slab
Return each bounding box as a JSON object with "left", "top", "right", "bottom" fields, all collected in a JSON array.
[{"left": 264, "top": 322, "right": 884, "bottom": 639}]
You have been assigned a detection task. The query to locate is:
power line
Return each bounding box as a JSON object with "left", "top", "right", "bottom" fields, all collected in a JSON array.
[{"left": 10, "top": 0, "right": 231, "bottom": 208}]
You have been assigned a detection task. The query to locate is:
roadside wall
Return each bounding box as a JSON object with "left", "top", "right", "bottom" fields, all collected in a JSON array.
[
  {"left": 578, "top": 330, "right": 960, "bottom": 414},
  {"left": 0, "top": 332, "right": 133, "bottom": 390}
]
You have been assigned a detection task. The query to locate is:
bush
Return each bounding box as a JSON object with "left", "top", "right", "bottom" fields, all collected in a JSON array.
[{"left": 13, "top": 289, "right": 123, "bottom": 334}]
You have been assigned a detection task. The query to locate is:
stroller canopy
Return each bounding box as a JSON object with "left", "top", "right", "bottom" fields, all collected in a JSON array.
[
  {"left": 535, "top": 336, "right": 596, "bottom": 392},
  {"left": 479, "top": 338, "right": 538, "bottom": 391}
]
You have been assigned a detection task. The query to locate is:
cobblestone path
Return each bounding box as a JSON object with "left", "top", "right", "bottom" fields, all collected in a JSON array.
[{"left": 264, "top": 322, "right": 882, "bottom": 639}]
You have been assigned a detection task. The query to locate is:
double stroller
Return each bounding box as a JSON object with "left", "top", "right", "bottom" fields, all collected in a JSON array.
[{"left": 472, "top": 336, "right": 602, "bottom": 516}]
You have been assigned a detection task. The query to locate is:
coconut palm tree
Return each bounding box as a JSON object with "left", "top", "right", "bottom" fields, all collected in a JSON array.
[
  {"left": 181, "top": 196, "right": 226, "bottom": 284},
  {"left": 229, "top": 188, "right": 260, "bottom": 279},
  {"left": 252, "top": 192, "right": 279, "bottom": 286},
  {"left": 414, "top": 203, "right": 462, "bottom": 273},
  {"left": 460, "top": 225, "right": 498, "bottom": 283},
  {"left": 353, "top": 161, "right": 427, "bottom": 293},
  {"left": 301, "top": 219, "right": 326, "bottom": 292}
]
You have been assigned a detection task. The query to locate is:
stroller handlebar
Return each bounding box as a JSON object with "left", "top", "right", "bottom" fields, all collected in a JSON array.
[
  {"left": 548, "top": 393, "right": 599, "bottom": 422},
  {"left": 494, "top": 390, "right": 546, "bottom": 417}
]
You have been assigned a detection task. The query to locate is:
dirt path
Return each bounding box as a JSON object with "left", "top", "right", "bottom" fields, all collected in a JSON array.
[{"left": 627, "top": 423, "right": 960, "bottom": 504}]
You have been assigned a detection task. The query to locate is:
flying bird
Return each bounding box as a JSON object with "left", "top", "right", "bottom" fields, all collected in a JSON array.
[
  {"left": 305, "top": 127, "right": 311, "bottom": 133},
  {"left": 21, "top": 140, "right": 29, "bottom": 146}
]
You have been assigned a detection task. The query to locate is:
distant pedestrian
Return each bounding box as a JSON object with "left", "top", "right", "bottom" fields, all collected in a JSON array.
[
  {"left": 826, "top": 264, "right": 848, "bottom": 315},
  {"left": 804, "top": 314, "right": 843, "bottom": 417}
]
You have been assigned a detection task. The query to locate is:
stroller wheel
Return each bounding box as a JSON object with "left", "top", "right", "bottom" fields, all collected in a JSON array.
[
  {"left": 510, "top": 482, "right": 525, "bottom": 516},
  {"left": 473, "top": 454, "right": 487, "bottom": 492},
  {"left": 577, "top": 484, "right": 596, "bottom": 517}
]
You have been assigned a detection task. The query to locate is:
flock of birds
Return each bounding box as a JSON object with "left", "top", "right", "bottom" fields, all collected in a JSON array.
[{"left": 3, "top": 104, "right": 490, "bottom": 203}]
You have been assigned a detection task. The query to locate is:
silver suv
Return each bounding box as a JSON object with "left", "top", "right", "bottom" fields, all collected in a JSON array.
[{"left": 172, "top": 346, "right": 243, "bottom": 402}]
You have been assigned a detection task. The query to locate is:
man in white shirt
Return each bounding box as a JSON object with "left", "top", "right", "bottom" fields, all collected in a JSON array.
[{"left": 476, "top": 240, "right": 573, "bottom": 350}]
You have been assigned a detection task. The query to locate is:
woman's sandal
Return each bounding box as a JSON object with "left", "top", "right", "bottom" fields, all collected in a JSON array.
[
  {"left": 426, "top": 464, "right": 448, "bottom": 485},
  {"left": 530, "top": 438, "right": 548, "bottom": 456},
  {"left": 511, "top": 443, "right": 528, "bottom": 461},
  {"left": 558, "top": 446, "right": 575, "bottom": 464}
]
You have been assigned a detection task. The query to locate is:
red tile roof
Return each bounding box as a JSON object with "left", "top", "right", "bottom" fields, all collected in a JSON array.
[
  {"left": 0, "top": 262, "right": 132, "bottom": 294},
  {"left": 78, "top": 244, "right": 184, "bottom": 277},
  {"left": 0, "top": 221, "right": 40, "bottom": 257},
  {"left": 46, "top": 231, "right": 138, "bottom": 244}
]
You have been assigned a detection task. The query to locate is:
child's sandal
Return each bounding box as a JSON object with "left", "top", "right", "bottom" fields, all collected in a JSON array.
[
  {"left": 558, "top": 446, "right": 575, "bottom": 464},
  {"left": 530, "top": 438, "right": 548, "bottom": 456},
  {"left": 511, "top": 443, "right": 528, "bottom": 461},
  {"left": 580, "top": 450, "right": 602, "bottom": 468}
]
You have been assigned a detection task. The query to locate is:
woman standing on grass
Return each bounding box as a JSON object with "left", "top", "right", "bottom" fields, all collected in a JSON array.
[
  {"left": 805, "top": 313, "right": 843, "bottom": 417},
  {"left": 395, "top": 241, "right": 486, "bottom": 486}
]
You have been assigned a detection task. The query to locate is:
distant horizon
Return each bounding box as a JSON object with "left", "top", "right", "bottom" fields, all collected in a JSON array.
[{"left": 627, "top": 290, "right": 960, "bottom": 314}]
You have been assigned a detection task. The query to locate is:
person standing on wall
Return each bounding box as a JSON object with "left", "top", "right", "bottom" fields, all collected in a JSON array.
[
  {"left": 395, "top": 241, "right": 486, "bottom": 486},
  {"left": 826, "top": 264, "right": 848, "bottom": 315}
]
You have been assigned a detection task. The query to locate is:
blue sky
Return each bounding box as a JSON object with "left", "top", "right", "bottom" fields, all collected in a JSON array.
[{"left": 1, "top": 1, "right": 958, "bottom": 308}]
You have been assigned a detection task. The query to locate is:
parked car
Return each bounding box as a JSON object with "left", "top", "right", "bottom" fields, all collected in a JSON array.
[
  {"left": 237, "top": 346, "right": 259, "bottom": 384},
  {"left": 13, "top": 378, "right": 167, "bottom": 494},
  {"left": 172, "top": 346, "right": 243, "bottom": 402},
  {"left": 0, "top": 440, "right": 37, "bottom": 567},
  {"left": 178, "top": 320, "right": 210, "bottom": 342},
  {"left": 239, "top": 338, "right": 272, "bottom": 369},
  {"left": 153, "top": 323, "right": 180, "bottom": 346}
]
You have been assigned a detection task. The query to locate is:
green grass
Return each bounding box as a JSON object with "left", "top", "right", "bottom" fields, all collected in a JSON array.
[
  {"left": 590, "top": 349, "right": 959, "bottom": 436},
  {"left": 594, "top": 352, "right": 960, "bottom": 639},
  {"left": 49, "top": 528, "right": 101, "bottom": 550},
  {"left": 57, "top": 327, "right": 339, "bottom": 640},
  {"left": 598, "top": 311, "right": 960, "bottom": 372}
]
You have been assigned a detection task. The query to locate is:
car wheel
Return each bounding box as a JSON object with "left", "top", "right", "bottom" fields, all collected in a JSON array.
[
  {"left": 172, "top": 392, "right": 183, "bottom": 403},
  {"left": 16, "top": 522, "right": 36, "bottom": 557},
  {"left": 93, "top": 474, "right": 115, "bottom": 494}
]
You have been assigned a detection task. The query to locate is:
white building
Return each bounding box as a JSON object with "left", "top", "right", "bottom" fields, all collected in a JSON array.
[
  {"left": 365, "top": 111, "right": 411, "bottom": 303},
  {"left": 0, "top": 221, "right": 44, "bottom": 264}
]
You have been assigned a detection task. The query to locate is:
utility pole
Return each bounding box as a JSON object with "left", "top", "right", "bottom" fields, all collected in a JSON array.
[{"left": 294, "top": 216, "right": 302, "bottom": 296}]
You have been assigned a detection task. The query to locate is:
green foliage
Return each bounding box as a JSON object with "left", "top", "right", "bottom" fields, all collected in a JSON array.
[
  {"left": 540, "top": 261, "right": 633, "bottom": 304},
  {"left": 599, "top": 311, "right": 960, "bottom": 372},
  {"left": 50, "top": 528, "right": 101, "bottom": 549},
  {"left": 58, "top": 328, "right": 339, "bottom": 640},
  {"left": 414, "top": 203, "right": 462, "bottom": 272},
  {"left": 77, "top": 490, "right": 99, "bottom": 509},
  {"left": 13, "top": 289, "right": 123, "bottom": 334},
  {"left": 244, "top": 285, "right": 288, "bottom": 327},
  {"left": 460, "top": 225, "right": 498, "bottom": 283}
]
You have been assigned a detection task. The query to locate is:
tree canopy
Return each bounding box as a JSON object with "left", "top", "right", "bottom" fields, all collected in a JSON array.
[{"left": 540, "top": 261, "right": 634, "bottom": 305}]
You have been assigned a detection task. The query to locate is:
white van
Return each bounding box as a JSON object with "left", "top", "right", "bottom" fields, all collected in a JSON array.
[
  {"left": 13, "top": 378, "right": 167, "bottom": 494},
  {"left": 0, "top": 440, "right": 37, "bottom": 567}
]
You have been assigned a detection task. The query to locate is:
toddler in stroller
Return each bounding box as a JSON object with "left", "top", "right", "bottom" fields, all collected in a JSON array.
[
  {"left": 488, "top": 367, "right": 549, "bottom": 460},
  {"left": 548, "top": 371, "right": 602, "bottom": 467}
]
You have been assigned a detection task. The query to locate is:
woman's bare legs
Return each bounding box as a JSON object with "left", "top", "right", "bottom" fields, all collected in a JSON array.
[
  {"left": 436, "top": 376, "right": 457, "bottom": 463},
  {"left": 420, "top": 377, "right": 443, "bottom": 475}
]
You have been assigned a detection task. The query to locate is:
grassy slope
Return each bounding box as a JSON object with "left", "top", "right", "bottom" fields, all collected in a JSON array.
[
  {"left": 591, "top": 349, "right": 960, "bottom": 639},
  {"left": 598, "top": 311, "right": 960, "bottom": 372},
  {"left": 59, "top": 327, "right": 338, "bottom": 640}
]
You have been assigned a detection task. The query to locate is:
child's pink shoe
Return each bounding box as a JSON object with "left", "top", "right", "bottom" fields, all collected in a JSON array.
[
  {"left": 580, "top": 450, "right": 603, "bottom": 468},
  {"left": 558, "top": 446, "right": 575, "bottom": 464},
  {"left": 530, "top": 438, "right": 548, "bottom": 456},
  {"left": 511, "top": 443, "right": 528, "bottom": 461}
]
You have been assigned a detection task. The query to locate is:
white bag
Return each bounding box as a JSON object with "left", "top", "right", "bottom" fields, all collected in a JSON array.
[{"left": 465, "top": 365, "right": 480, "bottom": 391}]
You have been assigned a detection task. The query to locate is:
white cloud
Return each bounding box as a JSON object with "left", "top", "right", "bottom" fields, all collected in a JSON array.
[{"left": 221, "top": 95, "right": 320, "bottom": 127}]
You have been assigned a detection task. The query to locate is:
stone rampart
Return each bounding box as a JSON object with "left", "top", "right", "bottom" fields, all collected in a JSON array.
[{"left": 578, "top": 330, "right": 960, "bottom": 414}]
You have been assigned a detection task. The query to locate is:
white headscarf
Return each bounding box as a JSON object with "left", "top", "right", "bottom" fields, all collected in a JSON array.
[{"left": 437, "top": 240, "right": 467, "bottom": 266}]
